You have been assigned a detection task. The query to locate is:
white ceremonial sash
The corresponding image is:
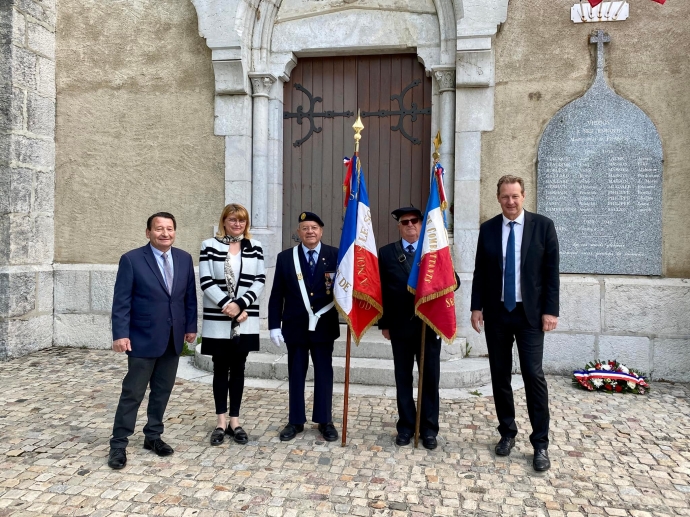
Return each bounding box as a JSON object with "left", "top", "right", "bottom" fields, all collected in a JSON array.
[{"left": 293, "top": 245, "right": 335, "bottom": 331}]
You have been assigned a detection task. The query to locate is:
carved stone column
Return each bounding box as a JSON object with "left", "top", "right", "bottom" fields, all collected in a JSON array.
[
  {"left": 248, "top": 73, "right": 276, "bottom": 228},
  {"left": 432, "top": 67, "right": 456, "bottom": 231}
]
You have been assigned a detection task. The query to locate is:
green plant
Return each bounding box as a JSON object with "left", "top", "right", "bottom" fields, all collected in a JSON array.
[
  {"left": 469, "top": 390, "right": 481, "bottom": 396},
  {"left": 464, "top": 343, "right": 472, "bottom": 358}
]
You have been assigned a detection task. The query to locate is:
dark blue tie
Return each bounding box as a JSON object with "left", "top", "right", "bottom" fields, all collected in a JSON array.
[
  {"left": 307, "top": 250, "right": 316, "bottom": 277},
  {"left": 504, "top": 221, "right": 517, "bottom": 312}
]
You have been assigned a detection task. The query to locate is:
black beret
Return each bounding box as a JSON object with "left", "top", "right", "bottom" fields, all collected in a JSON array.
[
  {"left": 298, "top": 211, "right": 324, "bottom": 227},
  {"left": 391, "top": 206, "right": 423, "bottom": 221}
]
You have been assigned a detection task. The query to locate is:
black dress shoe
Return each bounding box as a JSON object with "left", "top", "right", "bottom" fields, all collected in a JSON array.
[
  {"left": 227, "top": 425, "right": 249, "bottom": 444},
  {"left": 210, "top": 427, "right": 225, "bottom": 446},
  {"left": 108, "top": 447, "right": 127, "bottom": 470},
  {"left": 143, "top": 437, "right": 174, "bottom": 456},
  {"left": 533, "top": 449, "right": 551, "bottom": 471},
  {"left": 279, "top": 423, "right": 304, "bottom": 441},
  {"left": 318, "top": 422, "right": 338, "bottom": 442},
  {"left": 422, "top": 435, "right": 438, "bottom": 450},
  {"left": 495, "top": 436, "right": 516, "bottom": 456},
  {"left": 395, "top": 432, "right": 411, "bottom": 446}
]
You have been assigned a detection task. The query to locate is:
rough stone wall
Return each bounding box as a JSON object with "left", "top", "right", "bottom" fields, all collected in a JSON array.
[
  {"left": 54, "top": 0, "right": 224, "bottom": 264},
  {"left": 482, "top": 0, "right": 690, "bottom": 277},
  {"left": 0, "top": 0, "right": 56, "bottom": 360}
]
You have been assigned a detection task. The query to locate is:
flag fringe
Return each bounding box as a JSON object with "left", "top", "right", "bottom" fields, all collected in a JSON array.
[
  {"left": 335, "top": 293, "right": 383, "bottom": 346},
  {"left": 417, "top": 313, "right": 457, "bottom": 345},
  {"left": 413, "top": 283, "right": 457, "bottom": 309}
]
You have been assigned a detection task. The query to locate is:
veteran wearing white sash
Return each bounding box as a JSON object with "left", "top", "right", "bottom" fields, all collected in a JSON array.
[{"left": 268, "top": 212, "right": 340, "bottom": 442}]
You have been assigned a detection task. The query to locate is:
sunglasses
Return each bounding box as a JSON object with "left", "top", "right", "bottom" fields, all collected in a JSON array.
[{"left": 399, "top": 217, "right": 420, "bottom": 226}]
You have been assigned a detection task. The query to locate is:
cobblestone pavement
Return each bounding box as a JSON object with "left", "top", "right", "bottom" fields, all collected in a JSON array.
[{"left": 1, "top": 349, "right": 689, "bottom": 517}]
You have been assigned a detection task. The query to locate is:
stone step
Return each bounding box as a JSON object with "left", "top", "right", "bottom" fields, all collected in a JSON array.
[
  {"left": 257, "top": 325, "right": 468, "bottom": 361},
  {"left": 194, "top": 346, "right": 491, "bottom": 388}
]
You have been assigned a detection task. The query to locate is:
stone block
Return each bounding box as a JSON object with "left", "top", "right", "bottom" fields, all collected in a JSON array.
[
  {"left": 15, "top": 0, "right": 56, "bottom": 28},
  {"left": 11, "top": 46, "right": 36, "bottom": 90},
  {"left": 33, "top": 169, "right": 53, "bottom": 212},
  {"left": 457, "top": 50, "right": 494, "bottom": 87},
  {"left": 0, "top": 269, "right": 36, "bottom": 317},
  {"left": 3, "top": 213, "right": 31, "bottom": 263},
  {"left": 27, "top": 91, "right": 54, "bottom": 136},
  {"left": 212, "top": 59, "right": 249, "bottom": 95},
  {"left": 54, "top": 268, "right": 90, "bottom": 313},
  {"left": 215, "top": 96, "right": 252, "bottom": 137},
  {"left": 225, "top": 180, "right": 251, "bottom": 211},
  {"left": 224, "top": 135, "right": 252, "bottom": 181},
  {"left": 558, "top": 276, "right": 601, "bottom": 332},
  {"left": 456, "top": 86, "right": 494, "bottom": 132},
  {"left": 652, "top": 338, "right": 690, "bottom": 382},
  {"left": 0, "top": 87, "right": 25, "bottom": 131},
  {"left": 36, "top": 268, "right": 52, "bottom": 312},
  {"left": 598, "top": 335, "right": 650, "bottom": 373},
  {"left": 543, "top": 333, "right": 596, "bottom": 375},
  {"left": 604, "top": 278, "right": 690, "bottom": 335},
  {"left": 11, "top": 134, "right": 54, "bottom": 168},
  {"left": 455, "top": 131, "right": 481, "bottom": 181},
  {"left": 452, "top": 229, "right": 478, "bottom": 272},
  {"left": 28, "top": 213, "right": 53, "bottom": 263},
  {"left": 0, "top": 165, "right": 33, "bottom": 214},
  {"left": 36, "top": 55, "right": 54, "bottom": 97},
  {"left": 91, "top": 270, "right": 117, "bottom": 312},
  {"left": 0, "top": 313, "right": 52, "bottom": 360},
  {"left": 26, "top": 21, "right": 53, "bottom": 59},
  {"left": 11, "top": 8, "right": 26, "bottom": 45},
  {"left": 454, "top": 180, "right": 480, "bottom": 233},
  {"left": 54, "top": 313, "right": 111, "bottom": 349}
]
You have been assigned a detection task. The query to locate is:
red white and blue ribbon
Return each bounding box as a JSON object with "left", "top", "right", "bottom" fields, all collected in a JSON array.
[{"left": 573, "top": 370, "right": 650, "bottom": 387}]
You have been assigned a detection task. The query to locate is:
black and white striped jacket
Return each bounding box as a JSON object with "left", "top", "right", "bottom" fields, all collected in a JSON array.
[{"left": 199, "top": 237, "right": 265, "bottom": 353}]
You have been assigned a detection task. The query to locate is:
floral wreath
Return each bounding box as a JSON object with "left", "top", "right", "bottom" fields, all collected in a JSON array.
[{"left": 573, "top": 360, "right": 650, "bottom": 394}]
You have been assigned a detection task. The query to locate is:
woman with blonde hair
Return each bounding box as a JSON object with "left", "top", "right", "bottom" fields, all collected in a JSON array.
[{"left": 199, "top": 203, "right": 265, "bottom": 445}]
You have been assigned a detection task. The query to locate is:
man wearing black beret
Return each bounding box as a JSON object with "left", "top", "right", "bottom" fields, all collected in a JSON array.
[
  {"left": 268, "top": 212, "right": 340, "bottom": 442},
  {"left": 378, "top": 206, "right": 459, "bottom": 450}
]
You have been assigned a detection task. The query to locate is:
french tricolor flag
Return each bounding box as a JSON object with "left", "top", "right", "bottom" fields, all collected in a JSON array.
[
  {"left": 407, "top": 164, "right": 457, "bottom": 343},
  {"left": 334, "top": 156, "right": 383, "bottom": 343}
]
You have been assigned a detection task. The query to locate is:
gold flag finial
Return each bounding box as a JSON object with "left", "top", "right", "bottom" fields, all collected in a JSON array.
[
  {"left": 432, "top": 130, "right": 442, "bottom": 162},
  {"left": 353, "top": 110, "right": 364, "bottom": 153}
]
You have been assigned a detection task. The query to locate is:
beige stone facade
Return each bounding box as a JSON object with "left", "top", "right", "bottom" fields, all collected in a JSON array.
[{"left": 54, "top": 0, "right": 224, "bottom": 264}]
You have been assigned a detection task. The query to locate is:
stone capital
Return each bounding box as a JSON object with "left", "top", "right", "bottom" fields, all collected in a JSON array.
[
  {"left": 432, "top": 67, "right": 456, "bottom": 93},
  {"left": 248, "top": 73, "right": 277, "bottom": 98}
]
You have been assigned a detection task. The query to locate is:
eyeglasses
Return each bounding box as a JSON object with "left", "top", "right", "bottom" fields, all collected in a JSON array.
[
  {"left": 226, "top": 219, "right": 247, "bottom": 225},
  {"left": 399, "top": 217, "right": 420, "bottom": 226}
]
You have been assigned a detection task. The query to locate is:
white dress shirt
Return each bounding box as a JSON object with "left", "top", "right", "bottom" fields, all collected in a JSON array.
[
  {"left": 501, "top": 210, "right": 524, "bottom": 303},
  {"left": 302, "top": 242, "right": 322, "bottom": 264},
  {"left": 401, "top": 238, "right": 418, "bottom": 253},
  {"left": 150, "top": 244, "right": 174, "bottom": 290}
]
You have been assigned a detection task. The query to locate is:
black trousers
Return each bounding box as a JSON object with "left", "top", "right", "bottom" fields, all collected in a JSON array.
[
  {"left": 391, "top": 326, "right": 441, "bottom": 438},
  {"left": 212, "top": 350, "right": 250, "bottom": 417},
  {"left": 485, "top": 303, "right": 550, "bottom": 449},
  {"left": 286, "top": 338, "right": 334, "bottom": 425},
  {"left": 110, "top": 332, "right": 179, "bottom": 449}
]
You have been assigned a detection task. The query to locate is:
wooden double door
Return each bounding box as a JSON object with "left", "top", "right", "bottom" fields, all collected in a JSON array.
[{"left": 282, "top": 54, "right": 433, "bottom": 249}]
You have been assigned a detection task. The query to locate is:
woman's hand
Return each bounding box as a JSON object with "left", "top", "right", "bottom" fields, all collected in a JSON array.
[
  {"left": 236, "top": 312, "right": 248, "bottom": 323},
  {"left": 223, "top": 302, "right": 241, "bottom": 317}
]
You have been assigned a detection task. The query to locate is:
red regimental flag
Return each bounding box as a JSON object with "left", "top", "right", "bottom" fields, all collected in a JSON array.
[{"left": 414, "top": 249, "right": 457, "bottom": 342}]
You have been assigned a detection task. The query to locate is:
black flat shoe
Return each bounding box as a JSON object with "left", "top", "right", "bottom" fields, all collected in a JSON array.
[
  {"left": 495, "top": 436, "right": 515, "bottom": 456},
  {"left": 279, "top": 423, "right": 304, "bottom": 441},
  {"left": 422, "top": 435, "right": 438, "bottom": 450},
  {"left": 227, "top": 425, "right": 249, "bottom": 444},
  {"left": 533, "top": 449, "right": 551, "bottom": 471},
  {"left": 210, "top": 427, "right": 225, "bottom": 446},
  {"left": 143, "top": 437, "right": 174, "bottom": 457},
  {"left": 318, "top": 422, "right": 338, "bottom": 442},
  {"left": 108, "top": 447, "right": 127, "bottom": 469},
  {"left": 395, "top": 432, "right": 411, "bottom": 446}
]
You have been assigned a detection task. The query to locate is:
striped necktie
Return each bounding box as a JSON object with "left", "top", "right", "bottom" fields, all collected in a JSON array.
[{"left": 162, "top": 252, "right": 173, "bottom": 294}]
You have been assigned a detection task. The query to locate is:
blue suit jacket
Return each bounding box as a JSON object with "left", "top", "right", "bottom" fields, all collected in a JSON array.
[{"left": 111, "top": 245, "right": 198, "bottom": 358}]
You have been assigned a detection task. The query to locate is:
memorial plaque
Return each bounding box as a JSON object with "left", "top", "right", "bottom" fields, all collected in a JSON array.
[{"left": 537, "top": 31, "right": 663, "bottom": 275}]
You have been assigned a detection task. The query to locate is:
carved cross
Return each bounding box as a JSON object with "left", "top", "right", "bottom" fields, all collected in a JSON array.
[{"left": 590, "top": 29, "right": 611, "bottom": 73}]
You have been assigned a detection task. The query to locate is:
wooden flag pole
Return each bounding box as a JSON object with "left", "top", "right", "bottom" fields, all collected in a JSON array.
[
  {"left": 342, "top": 326, "right": 352, "bottom": 447},
  {"left": 342, "top": 111, "right": 364, "bottom": 447},
  {"left": 414, "top": 322, "right": 427, "bottom": 448}
]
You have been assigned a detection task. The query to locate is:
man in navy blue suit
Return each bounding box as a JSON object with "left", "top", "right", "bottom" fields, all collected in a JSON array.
[
  {"left": 108, "top": 212, "right": 197, "bottom": 470},
  {"left": 268, "top": 212, "right": 340, "bottom": 442}
]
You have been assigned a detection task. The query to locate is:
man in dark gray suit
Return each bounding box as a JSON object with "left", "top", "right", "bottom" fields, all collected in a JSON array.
[{"left": 471, "top": 176, "right": 559, "bottom": 471}]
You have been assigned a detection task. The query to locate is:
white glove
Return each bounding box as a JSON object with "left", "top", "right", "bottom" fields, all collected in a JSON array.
[{"left": 269, "top": 328, "right": 285, "bottom": 348}]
